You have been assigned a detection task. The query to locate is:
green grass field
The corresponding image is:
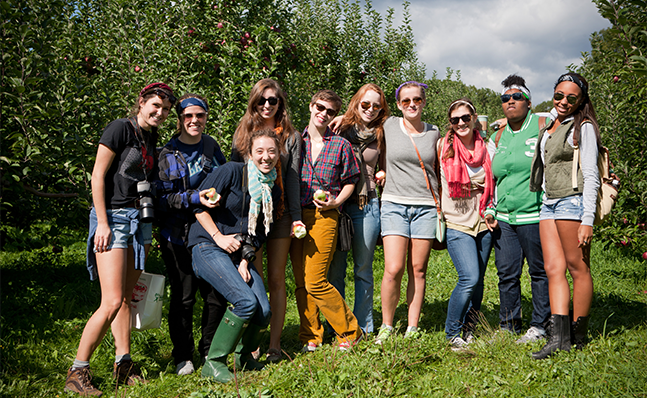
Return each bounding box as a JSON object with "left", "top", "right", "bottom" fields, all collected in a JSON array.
[{"left": 1, "top": 228, "right": 646, "bottom": 397}]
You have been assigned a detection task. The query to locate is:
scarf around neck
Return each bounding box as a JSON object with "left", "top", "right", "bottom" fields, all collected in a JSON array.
[
  {"left": 342, "top": 125, "right": 377, "bottom": 209},
  {"left": 246, "top": 160, "right": 277, "bottom": 236},
  {"left": 441, "top": 129, "right": 493, "bottom": 216}
]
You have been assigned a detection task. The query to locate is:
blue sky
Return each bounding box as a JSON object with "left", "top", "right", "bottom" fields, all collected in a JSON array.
[{"left": 372, "top": 0, "right": 611, "bottom": 103}]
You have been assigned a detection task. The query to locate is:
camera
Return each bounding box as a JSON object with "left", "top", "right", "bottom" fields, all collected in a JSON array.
[
  {"left": 234, "top": 234, "right": 259, "bottom": 263},
  {"left": 136, "top": 181, "right": 156, "bottom": 223}
]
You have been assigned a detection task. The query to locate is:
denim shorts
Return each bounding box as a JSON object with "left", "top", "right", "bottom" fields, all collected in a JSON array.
[
  {"left": 540, "top": 195, "right": 583, "bottom": 221},
  {"left": 380, "top": 201, "right": 437, "bottom": 239},
  {"left": 89, "top": 207, "right": 153, "bottom": 250}
]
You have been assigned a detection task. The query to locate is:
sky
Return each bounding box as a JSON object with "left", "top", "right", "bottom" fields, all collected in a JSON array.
[{"left": 371, "top": 0, "right": 611, "bottom": 104}]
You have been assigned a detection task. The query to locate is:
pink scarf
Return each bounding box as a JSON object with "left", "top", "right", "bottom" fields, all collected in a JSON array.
[{"left": 442, "top": 129, "right": 494, "bottom": 216}]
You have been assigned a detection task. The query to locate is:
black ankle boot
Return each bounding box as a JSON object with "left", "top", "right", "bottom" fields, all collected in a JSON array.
[
  {"left": 571, "top": 315, "right": 589, "bottom": 349},
  {"left": 532, "top": 314, "right": 571, "bottom": 360}
]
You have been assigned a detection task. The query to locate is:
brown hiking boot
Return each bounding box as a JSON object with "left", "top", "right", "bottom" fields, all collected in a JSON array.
[
  {"left": 113, "top": 359, "right": 147, "bottom": 386},
  {"left": 64, "top": 366, "right": 103, "bottom": 396}
]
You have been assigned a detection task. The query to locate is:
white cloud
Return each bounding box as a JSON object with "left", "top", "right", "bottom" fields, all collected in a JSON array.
[{"left": 372, "top": 0, "right": 611, "bottom": 102}]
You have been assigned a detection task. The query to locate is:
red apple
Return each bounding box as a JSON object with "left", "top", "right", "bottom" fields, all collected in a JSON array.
[
  {"left": 613, "top": 76, "right": 619, "bottom": 83},
  {"left": 206, "top": 188, "right": 220, "bottom": 204},
  {"left": 293, "top": 223, "right": 306, "bottom": 239},
  {"left": 134, "top": 65, "right": 141, "bottom": 72},
  {"left": 217, "top": 22, "right": 224, "bottom": 28},
  {"left": 375, "top": 170, "right": 385, "bottom": 181},
  {"left": 642, "top": 252, "right": 647, "bottom": 260}
]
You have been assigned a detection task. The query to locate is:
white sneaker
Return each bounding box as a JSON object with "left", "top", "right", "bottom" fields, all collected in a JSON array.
[
  {"left": 176, "top": 360, "right": 194, "bottom": 375},
  {"left": 464, "top": 331, "right": 475, "bottom": 344},
  {"left": 301, "top": 342, "right": 319, "bottom": 353},
  {"left": 450, "top": 336, "right": 469, "bottom": 351},
  {"left": 516, "top": 326, "right": 546, "bottom": 344}
]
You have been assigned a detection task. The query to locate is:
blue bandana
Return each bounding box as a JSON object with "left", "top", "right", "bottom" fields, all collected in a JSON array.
[{"left": 178, "top": 97, "right": 209, "bottom": 112}]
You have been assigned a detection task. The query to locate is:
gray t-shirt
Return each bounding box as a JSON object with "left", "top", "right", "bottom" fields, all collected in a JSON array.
[{"left": 382, "top": 116, "right": 440, "bottom": 206}]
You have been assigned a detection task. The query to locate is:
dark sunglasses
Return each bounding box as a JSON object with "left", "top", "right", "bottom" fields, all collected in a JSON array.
[
  {"left": 399, "top": 97, "right": 423, "bottom": 107},
  {"left": 553, "top": 92, "right": 579, "bottom": 105},
  {"left": 500, "top": 92, "right": 527, "bottom": 103},
  {"left": 258, "top": 96, "right": 279, "bottom": 106},
  {"left": 450, "top": 114, "right": 472, "bottom": 125},
  {"left": 360, "top": 101, "right": 382, "bottom": 111},
  {"left": 144, "top": 88, "right": 177, "bottom": 105},
  {"left": 182, "top": 112, "right": 207, "bottom": 120},
  {"left": 314, "top": 102, "right": 338, "bottom": 117}
]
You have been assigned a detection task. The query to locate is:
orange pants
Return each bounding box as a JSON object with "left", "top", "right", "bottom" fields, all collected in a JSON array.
[{"left": 292, "top": 208, "right": 360, "bottom": 345}]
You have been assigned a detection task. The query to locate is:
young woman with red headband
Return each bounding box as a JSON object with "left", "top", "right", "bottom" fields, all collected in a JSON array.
[{"left": 65, "top": 83, "right": 176, "bottom": 396}]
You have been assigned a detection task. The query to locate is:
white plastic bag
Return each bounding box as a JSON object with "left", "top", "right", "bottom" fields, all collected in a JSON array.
[{"left": 131, "top": 272, "right": 165, "bottom": 330}]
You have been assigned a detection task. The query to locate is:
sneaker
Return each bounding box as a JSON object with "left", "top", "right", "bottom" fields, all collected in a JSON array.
[
  {"left": 449, "top": 336, "right": 469, "bottom": 351},
  {"left": 301, "top": 342, "right": 319, "bottom": 353},
  {"left": 113, "top": 359, "right": 146, "bottom": 386},
  {"left": 64, "top": 366, "right": 103, "bottom": 397},
  {"left": 175, "top": 360, "right": 194, "bottom": 376},
  {"left": 464, "top": 331, "right": 475, "bottom": 344},
  {"left": 375, "top": 325, "right": 394, "bottom": 345},
  {"left": 251, "top": 347, "right": 262, "bottom": 360},
  {"left": 404, "top": 326, "right": 420, "bottom": 339},
  {"left": 338, "top": 333, "right": 363, "bottom": 351},
  {"left": 516, "top": 326, "right": 546, "bottom": 344}
]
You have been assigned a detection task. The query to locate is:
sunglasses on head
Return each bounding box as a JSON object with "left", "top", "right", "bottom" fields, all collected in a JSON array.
[
  {"left": 314, "top": 102, "right": 338, "bottom": 117},
  {"left": 143, "top": 88, "right": 177, "bottom": 105},
  {"left": 258, "top": 96, "right": 279, "bottom": 106},
  {"left": 399, "top": 97, "right": 423, "bottom": 107},
  {"left": 553, "top": 92, "right": 579, "bottom": 105},
  {"left": 450, "top": 114, "right": 472, "bottom": 125},
  {"left": 360, "top": 101, "right": 382, "bottom": 111},
  {"left": 182, "top": 112, "right": 207, "bottom": 120},
  {"left": 500, "top": 92, "right": 527, "bottom": 103}
]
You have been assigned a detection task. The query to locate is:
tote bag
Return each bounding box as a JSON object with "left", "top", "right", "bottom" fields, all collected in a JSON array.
[{"left": 131, "top": 272, "right": 165, "bottom": 330}]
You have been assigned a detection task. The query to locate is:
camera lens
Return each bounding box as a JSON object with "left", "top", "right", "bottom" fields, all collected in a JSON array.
[{"left": 139, "top": 196, "right": 155, "bottom": 223}]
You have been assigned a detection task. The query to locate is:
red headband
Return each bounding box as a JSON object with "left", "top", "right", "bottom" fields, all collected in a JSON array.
[{"left": 139, "top": 82, "right": 173, "bottom": 97}]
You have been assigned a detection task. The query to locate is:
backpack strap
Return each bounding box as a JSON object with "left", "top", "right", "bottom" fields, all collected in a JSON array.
[
  {"left": 494, "top": 127, "right": 504, "bottom": 148},
  {"left": 201, "top": 136, "right": 216, "bottom": 175}
]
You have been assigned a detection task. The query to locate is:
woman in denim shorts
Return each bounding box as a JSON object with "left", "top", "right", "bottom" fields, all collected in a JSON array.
[
  {"left": 375, "top": 81, "right": 441, "bottom": 344},
  {"left": 529, "top": 73, "right": 601, "bottom": 359},
  {"left": 64, "top": 83, "right": 176, "bottom": 396}
]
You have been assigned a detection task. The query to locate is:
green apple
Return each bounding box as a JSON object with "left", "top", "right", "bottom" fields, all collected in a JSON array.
[{"left": 313, "top": 189, "right": 327, "bottom": 201}]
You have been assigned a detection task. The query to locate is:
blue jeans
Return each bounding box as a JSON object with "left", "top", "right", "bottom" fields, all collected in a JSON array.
[
  {"left": 492, "top": 221, "right": 550, "bottom": 332},
  {"left": 328, "top": 198, "right": 380, "bottom": 333},
  {"left": 192, "top": 242, "right": 271, "bottom": 326},
  {"left": 445, "top": 228, "right": 492, "bottom": 339}
]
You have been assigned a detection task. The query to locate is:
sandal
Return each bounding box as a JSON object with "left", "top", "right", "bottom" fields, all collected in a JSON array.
[{"left": 266, "top": 348, "right": 282, "bottom": 363}]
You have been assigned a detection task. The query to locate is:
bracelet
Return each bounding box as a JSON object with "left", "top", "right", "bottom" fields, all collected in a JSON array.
[{"left": 211, "top": 232, "right": 219, "bottom": 240}]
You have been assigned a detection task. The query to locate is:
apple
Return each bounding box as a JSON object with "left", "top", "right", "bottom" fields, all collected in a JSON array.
[
  {"left": 642, "top": 252, "right": 647, "bottom": 260},
  {"left": 375, "top": 170, "right": 385, "bottom": 181},
  {"left": 293, "top": 224, "right": 306, "bottom": 239},
  {"left": 613, "top": 76, "right": 619, "bottom": 83},
  {"left": 313, "top": 189, "right": 327, "bottom": 201},
  {"left": 206, "top": 188, "right": 220, "bottom": 204},
  {"left": 134, "top": 65, "right": 141, "bottom": 72},
  {"left": 217, "top": 22, "right": 224, "bottom": 28}
]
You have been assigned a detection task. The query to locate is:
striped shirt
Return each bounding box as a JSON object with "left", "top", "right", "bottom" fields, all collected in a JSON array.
[{"left": 300, "top": 127, "right": 360, "bottom": 207}]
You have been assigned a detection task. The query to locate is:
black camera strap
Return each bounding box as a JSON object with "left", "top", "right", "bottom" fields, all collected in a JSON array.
[
  {"left": 239, "top": 164, "right": 249, "bottom": 236},
  {"left": 128, "top": 117, "right": 156, "bottom": 183}
]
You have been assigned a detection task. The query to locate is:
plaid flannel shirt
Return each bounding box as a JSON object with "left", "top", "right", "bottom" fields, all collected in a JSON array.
[{"left": 300, "top": 127, "right": 360, "bottom": 207}]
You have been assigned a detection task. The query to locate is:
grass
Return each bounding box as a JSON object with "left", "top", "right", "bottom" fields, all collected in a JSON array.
[{"left": 1, "top": 232, "right": 646, "bottom": 397}]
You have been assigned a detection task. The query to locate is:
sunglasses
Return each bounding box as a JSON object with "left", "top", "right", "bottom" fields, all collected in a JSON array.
[
  {"left": 258, "top": 96, "right": 279, "bottom": 106},
  {"left": 182, "top": 112, "right": 207, "bottom": 120},
  {"left": 144, "top": 88, "right": 177, "bottom": 105},
  {"left": 553, "top": 92, "right": 579, "bottom": 105},
  {"left": 360, "top": 101, "right": 382, "bottom": 111},
  {"left": 399, "top": 97, "right": 423, "bottom": 107},
  {"left": 314, "top": 102, "right": 338, "bottom": 117},
  {"left": 500, "top": 92, "right": 527, "bottom": 103},
  {"left": 450, "top": 114, "right": 472, "bottom": 125}
]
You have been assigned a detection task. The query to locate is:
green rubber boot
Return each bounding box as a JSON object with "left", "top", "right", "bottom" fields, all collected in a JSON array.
[
  {"left": 235, "top": 322, "right": 267, "bottom": 371},
  {"left": 201, "top": 308, "right": 248, "bottom": 383}
]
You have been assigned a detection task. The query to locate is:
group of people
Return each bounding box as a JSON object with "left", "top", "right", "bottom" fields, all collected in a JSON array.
[{"left": 64, "top": 72, "right": 602, "bottom": 396}]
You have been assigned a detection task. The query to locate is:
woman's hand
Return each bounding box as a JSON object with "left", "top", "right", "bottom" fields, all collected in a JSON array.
[
  {"left": 199, "top": 189, "right": 220, "bottom": 208},
  {"left": 313, "top": 191, "right": 337, "bottom": 211},
  {"left": 485, "top": 215, "right": 499, "bottom": 232},
  {"left": 93, "top": 222, "right": 112, "bottom": 253},
  {"left": 328, "top": 116, "right": 344, "bottom": 133},
  {"left": 213, "top": 233, "right": 241, "bottom": 253},
  {"left": 238, "top": 258, "right": 251, "bottom": 282},
  {"left": 578, "top": 224, "right": 594, "bottom": 248}
]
